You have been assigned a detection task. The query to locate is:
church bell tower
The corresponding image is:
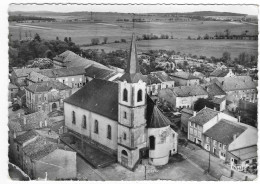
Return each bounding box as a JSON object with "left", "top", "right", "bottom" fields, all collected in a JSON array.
[{"left": 117, "top": 33, "right": 147, "bottom": 169}]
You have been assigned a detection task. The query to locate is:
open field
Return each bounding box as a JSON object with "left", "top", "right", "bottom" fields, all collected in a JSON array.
[
  {"left": 82, "top": 39, "right": 257, "bottom": 59},
  {"left": 9, "top": 20, "right": 257, "bottom": 58}
]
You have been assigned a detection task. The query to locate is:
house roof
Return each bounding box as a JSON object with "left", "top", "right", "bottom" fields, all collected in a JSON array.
[
  {"left": 53, "top": 50, "right": 104, "bottom": 68},
  {"left": 8, "top": 111, "right": 49, "bottom": 132},
  {"left": 230, "top": 145, "right": 257, "bottom": 161},
  {"left": 15, "top": 130, "right": 39, "bottom": 145},
  {"left": 146, "top": 96, "right": 171, "bottom": 128},
  {"left": 64, "top": 79, "right": 119, "bottom": 121},
  {"left": 12, "top": 68, "right": 40, "bottom": 78},
  {"left": 9, "top": 83, "right": 18, "bottom": 90},
  {"left": 170, "top": 71, "right": 199, "bottom": 80},
  {"left": 85, "top": 65, "right": 118, "bottom": 80},
  {"left": 181, "top": 108, "right": 194, "bottom": 115},
  {"left": 213, "top": 76, "right": 256, "bottom": 91},
  {"left": 146, "top": 71, "right": 175, "bottom": 85},
  {"left": 23, "top": 136, "right": 58, "bottom": 160},
  {"left": 38, "top": 66, "right": 87, "bottom": 78},
  {"left": 210, "top": 68, "right": 230, "bottom": 77},
  {"left": 189, "top": 107, "right": 219, "bottom": 126},
  {"left": 27, "top": 71, "right": 50, "bottom": 83},
  {"left": 211, "top": 96, "right": 226, "bottom": 104},
  {"left": 203, "top": 83, "right": 226, "bottom": 97},
  {"left": 171, "top": 86, "right": 208, "bottom": 97},
  {"left": 25, "top": 80, "right": 71, "bottom": 93},
  {"left": 204, "top": 119, "right": 247, "bottom": 145},
  {"left": 16, "top": 90, "right": 26, "bottom": 98}
]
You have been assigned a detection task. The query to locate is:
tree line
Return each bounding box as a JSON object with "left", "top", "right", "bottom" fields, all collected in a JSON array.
[{"left": 9, "top": 15, "right": 56, "bottom": 22}]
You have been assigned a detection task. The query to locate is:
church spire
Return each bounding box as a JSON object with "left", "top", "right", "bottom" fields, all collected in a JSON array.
[
  {"left": 126, "top": 33, "right": 140, "bottom": 74},
  {"left": 119, "top": 33, "right": 143, "bottom": 83}
]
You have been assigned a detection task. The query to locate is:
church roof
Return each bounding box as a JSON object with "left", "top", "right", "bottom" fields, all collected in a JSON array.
[
  {"left": 119, "top": 33, "right": 144, "bottom": 83},
  {"left": 64, "top": 79, "right": 119, "bottom": 121},
  {"left": 146, "top": 96, "right": 171, "bottom": 128}
]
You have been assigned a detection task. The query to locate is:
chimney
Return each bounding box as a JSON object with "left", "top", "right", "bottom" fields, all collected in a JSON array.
[
  {"left": 23, "top": 117, "right": 26, "bottom": 125},
  {"left": 193, "top": 111, "right": 197, "bottom": 117},
  {"left": 13, "top": 132, "right": 16, "bottom": 139},
  {"left": 213, "top": 107, "right": 216, "bottom": 111},
  {"left": 238, "top": 116, "right": 241, "bottom": 123},
  {"left": 233, "top": 134, "right": 237, "bottom": 140}
]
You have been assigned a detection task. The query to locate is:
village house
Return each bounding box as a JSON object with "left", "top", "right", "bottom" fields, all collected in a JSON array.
[
  {"left": 158, "top": 85, "right": 208, "bottom": 110},
  {"left": 25, "top": 80, "right": 72, "bottom": 113},
  {"left": 16, "top": 90, "right": 26, "bottom": 107},
  {"left": 180, "top": 108, "right": 194, "bottom": 133},
  {"left": 9, "top": 82, "right": 19, "bottom": 100},
  {"left": 26, "top": 71, "right": 50, "bottom": 86},
  {"left": 145, "top": 71, "right": 175, "bottom": 96},
  {"left": 52, "top": 50, "right": 104, "bottom": 69},
  {"left": 84, "top": 64, "right": 123, "bottom": 82},
  {"left": 10, "top": 68, "right": 40, "bottom": 89},
  {"left": 209, "top": 68, "right": 235, "bottom": 79},
  {"left": 212, "top": 76, "right": 257, "bottom": 111},
  {"left": 38, "top": 66, "right": 87, "bottom": 91},
  {"left": 187, "top": 107, "right": 257, "bottom": 166},
  {"left": 13, "top": 132, "right": 77, "bottom": 180},
  {"left": 169, "top": 71, "right": 200, "bottom": 86},
  {"left": 63, "top": 33, "right": 178, "bottom": 170}
]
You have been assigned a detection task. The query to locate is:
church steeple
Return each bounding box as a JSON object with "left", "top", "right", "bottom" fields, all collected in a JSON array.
[{"left": 119, "top": 33, "right": 143, "bottom": 83}]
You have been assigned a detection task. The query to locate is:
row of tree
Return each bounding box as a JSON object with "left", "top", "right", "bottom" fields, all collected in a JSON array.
[{"left": 9, "top": 15, "right": 56, "bottom": 22}]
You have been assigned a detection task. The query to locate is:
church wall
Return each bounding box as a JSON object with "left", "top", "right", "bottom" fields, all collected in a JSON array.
[
  {"left": 132, "top": 81, "right": 146, "bottom": 107},
  {"left": 64, "top": 102, "right": 118, "bottom": 151},
  {"left": 118, "top": 105, "right": 133, "bottom": 127}
]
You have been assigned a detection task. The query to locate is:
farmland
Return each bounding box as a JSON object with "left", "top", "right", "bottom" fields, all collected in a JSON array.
[{"left": 9, "top": 19, "right": 257, "bottom": 58}]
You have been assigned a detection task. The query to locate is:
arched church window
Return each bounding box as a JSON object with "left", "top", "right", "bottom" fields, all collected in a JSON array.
[
  {"left": 107, "top": 125, "right": 111, "bottom": 139},
  {"left": 123, "top": 132, "right": 127, "bottom": 140},
  {"left": 94, "top": 120, "right": 99, "bottom": 134},
  {"left": 82, "top": 115, "right": 87, "bottom": 129},
  {"left": 149, "top": 136, "right": 155, "bottom": 150},
  {"left": 137, "top": 89, "right": 142, "bottom": 102},
  {"left": 123, "top": 88, "right": 128, "bottom": 102},
  {"left": 72, "top": 111, "right": 76, "bottom": 124}
]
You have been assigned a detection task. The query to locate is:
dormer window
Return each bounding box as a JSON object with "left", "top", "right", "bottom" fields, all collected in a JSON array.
[{"left": 123, "top": 88, "right": 128, "bottom": 102}]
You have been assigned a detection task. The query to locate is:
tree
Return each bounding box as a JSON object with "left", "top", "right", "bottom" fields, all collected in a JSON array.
[
  {"left": 222, "top": 51, "right": 231, "bottom": 63},
  {"left": 103, "top": 37, "right": 108, "bottom": 44},
  {"left": 34, "top": 33, "right": 41, "bottom": 42},
  {"left": 64, "top": 37, "right": 68, "bottom": 43},
  {"left": 91, "top": 38, "right": 100, "bottom": 45},
  {"left": 68, "top": 37, "right": 72, "bottom": 42},
  {"left": 56, "top": 36, "right": 59, "bottom": 41},
  {"left": 121, "top": 38, "right": 126, "bottom": 43},
  {"left": 204, "top": 34, "right": 209, "bottom": 39},
  {"left": 187, "top": 36, "right": 191, "bottom": 40}
]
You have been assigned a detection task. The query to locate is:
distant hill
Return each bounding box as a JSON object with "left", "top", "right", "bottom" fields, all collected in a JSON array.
[{"left": 178, "top": 11, "right": 247, "bottom": 17}]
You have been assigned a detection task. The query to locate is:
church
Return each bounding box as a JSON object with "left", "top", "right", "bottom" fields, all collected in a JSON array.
[{"left": 63, "top": 33, "right": 178, "bottom": 170}]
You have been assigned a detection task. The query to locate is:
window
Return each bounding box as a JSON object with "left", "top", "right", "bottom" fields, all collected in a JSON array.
[
  {"left": 194, "top": 130, "right": 197, "bottom": 136},
  {"left": 123, "top": 111, "right": 127, "bottom": 119},
  {"left": 137, "top": 89, "right": 142, "bottom": 102},
  {"left": 149, "top": 136, "right": 155, "bottom": 150},
  {"left": 213, "top": 140, "right": 217, "bottom": 146},
  {"left": 206, "top": 137, "right": 210, "bottom": 143},
  {"left": 123, "top": 132, "right": 127, "bottom": 140},
  {"left": 189, "top": 128, "right": 193, "bottom": 134},
  {"left": 223, "top": 145, "right": 226, "bottom": 150},
  {"left": 245, "top": 160, "right": 249, "bottom": 164},
  {"left": 94, "top": 120, "right": 99, "bottom": 134},
  {"left": 17, "top": 145, "right": 19, "bottom": 152},
  {"left": 219, "top": 143, "right": 222, "bottom": 149},
  {"left": 198, "top": 131, "right": 201, "bottom": 138},
  {"left": 82, "top": 115, "right": 87, "bottom": 129},
  {"left": 123, "top": 89, "right": 128, "bottom": 102},
  {"left": 107, "top": 125, "right": 111, "bottom": 139},
  {"left": 194, "top": 123, "right": 197, "bottom": 128},
  {"left": 72, "top": 111, "right": 76, "bottom": 124}
]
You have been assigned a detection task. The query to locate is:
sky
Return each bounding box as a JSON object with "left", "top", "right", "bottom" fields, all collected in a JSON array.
[{"left": 9, "top": 4, "right": 258, "bottom": 15}]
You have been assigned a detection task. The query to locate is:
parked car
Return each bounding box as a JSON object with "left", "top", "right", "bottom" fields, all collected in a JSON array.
[{"left": 12, "top": 104, "right": 20, "bottom": 111}]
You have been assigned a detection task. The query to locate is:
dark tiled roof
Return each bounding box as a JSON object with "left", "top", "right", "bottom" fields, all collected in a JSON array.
[
  {"left": 203, "top": 83, "right": 226, "bottom": 97},
  {"left": 85, "top": 65, "right": 118, "bottom": 80},
  {"left": 38, "top": 66, "right": 87, "bottom": 78},
  {"left": 146, "top": 96, "right": 171, "bottom": 128},
  {"left": 172, "top": 86, "right": 208, "bottom": 97},
  {"left": 23, "top": 137, "right": 58, "bottom": 160},
  {"left": 15, "top": 130, "right": 39, "bottom": 145},
  {"left": 25, "top": 80, "right": 71, "bottom": 93},
  {"left": 9, "top": 83, "right": 18, "bottom": 89},
  {"left": 189, "top": 107, "right": 218, "bottom": 126},
  {"left": 8, "top": 111, "right": 49, "bottom": 132},
  {"left": 170, "top": 71, "right": 199, "bottom": 80},
  {"left": 13, "top": 68, "right": 40, "bottom": 78},
  {"left": 181, "top": 108, "right": 194, "bottom": 115},
  {"left": 204, "top": 119, "right": 247, "bottom": 145},
  {"left": 211, "top": 96, "right": 226, "bottom": 104},
  {"left": 210, "top": 68, "right": 229, "bottom": 77},
  {"left": 27, "top": 71, "right": 50, "bottom": 83},
  {"left": 213, "top": 76, "right": 257, "bottom": 91},
  {"left": 230, "top": 145, "right": 257, "bottom": 161},
  {"left": 64, "top": 79, "right": 119, "bottom": 121},
  {"left": 146, "top": 71, "right": 174, "bottom": 85},
  {"left": 53, "top": 50, "right": 104, "bottom": 68}
]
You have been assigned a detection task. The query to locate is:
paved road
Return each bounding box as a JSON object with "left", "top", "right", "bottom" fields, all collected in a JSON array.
[{"left": 76, "top": 155, "right": 106, "bottom": 181}]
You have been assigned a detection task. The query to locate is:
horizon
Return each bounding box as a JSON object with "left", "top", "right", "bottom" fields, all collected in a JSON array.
[{"left": 9, "top": 4, "right": 258, "bottom": 16}]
